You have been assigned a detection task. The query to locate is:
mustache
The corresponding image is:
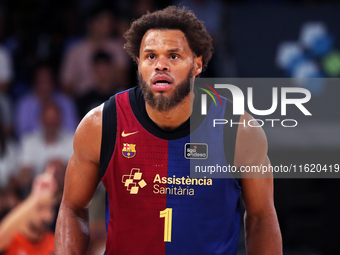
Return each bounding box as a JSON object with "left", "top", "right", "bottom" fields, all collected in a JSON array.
[{"left": 150, "top": 71, "right": 175, "bottom": 83}]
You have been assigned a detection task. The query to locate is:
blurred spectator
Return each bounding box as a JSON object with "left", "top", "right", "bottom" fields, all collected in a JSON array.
[
  {"left": 0, "top": 92, "right": 13, "bottom": 136},
  {"left": 20, "top": 102, "right": 73, "bottom": 180},
  {"left": 15, "top": 63, "right": 78, "bottom": 138},
  {"left": 60, "top": 7, "right": 129, "bottom": 97},
  {"left": 0, "top": 168, "right": 57, "bottom": 255},
  {"left": 47, "top": 159, "right": 66, "bottom": 204},
  {"left": 0, "top": 46, "right": 13, "bottom": 93},
  {"left": 0, "top": 111, "right": 19, "bottom": 190},
  {"left": 77, "top": 50, "right": 124, "bottom": 119},
  {"left": 42, "top": 159, "right": 67, "bottom": 233},
  {"left": 0, "top": 27, "right": 14, "bottom": 134},
  {"left": 0, "top": 110, "right": 20, "bottom": 221},
  {"left": 0, "top": 188, "right": 20, "bottom": 222}
]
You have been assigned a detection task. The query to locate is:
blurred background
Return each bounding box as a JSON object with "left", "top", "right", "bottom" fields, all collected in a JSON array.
[{"left": 0, "top": 0, "right": 339, "bottom": 254}]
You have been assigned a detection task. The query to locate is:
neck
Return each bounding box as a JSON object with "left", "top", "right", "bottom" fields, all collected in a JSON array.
[{"left": 145, "top": 90, "right": 195, "bottom": 131}]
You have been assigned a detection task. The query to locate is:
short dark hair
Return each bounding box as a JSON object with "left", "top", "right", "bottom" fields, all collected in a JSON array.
[{"left": 124, "top": 6, "right": 213, "bottom": 71}]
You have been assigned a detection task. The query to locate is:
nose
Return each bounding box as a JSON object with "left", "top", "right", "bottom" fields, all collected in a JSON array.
[{"left": 155, "top": 56, "right": 169, "bottom": 72}]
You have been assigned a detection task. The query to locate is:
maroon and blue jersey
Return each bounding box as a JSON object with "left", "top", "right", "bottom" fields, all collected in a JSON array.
[{"left": 100, "top": 87, "right": 241, "bottom": 255}]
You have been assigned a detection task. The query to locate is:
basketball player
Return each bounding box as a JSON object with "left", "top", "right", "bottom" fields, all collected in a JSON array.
[{"left": 55, "top": 6, "right": 282, "bottom": 255}]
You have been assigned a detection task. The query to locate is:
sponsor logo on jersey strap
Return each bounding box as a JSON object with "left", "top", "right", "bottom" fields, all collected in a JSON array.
[
  {"left": 122, "top": 143, "right": 136, "bottom": 158},
  {"left": 122, "top": 168, "right": 147, "bottom": 194},
  {"left": 121, "top": 130, "right": 139, "bottom": 137},
  {"left": 184, "top": 143, "right": 208, "bottom": 159}
]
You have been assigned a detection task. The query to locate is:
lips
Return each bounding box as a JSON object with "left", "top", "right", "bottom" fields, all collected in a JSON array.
[
  {"left": 152, "top": 74, "right": 173, "bottom": 84},
  {"left": 151, "top": 74, "right": 173, "bottom": 91}
]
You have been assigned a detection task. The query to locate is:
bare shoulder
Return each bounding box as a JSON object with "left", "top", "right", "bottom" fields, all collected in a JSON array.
[
  {"left": 73, "top": 104, "right": 104, "bottom": 164},
  {"left": 235, "top": 113, "right": 274, "bottom": 214},
  {"left": 60, "top": 105, "right": 104, "bottom": 210},
  {"left": 234, "top": 111, "right": 268, "bottom": 169}
]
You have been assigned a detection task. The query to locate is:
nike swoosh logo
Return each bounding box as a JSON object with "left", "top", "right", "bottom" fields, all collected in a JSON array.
[{"left": 121, "top": 130, "right": 139, "bottom": 137}]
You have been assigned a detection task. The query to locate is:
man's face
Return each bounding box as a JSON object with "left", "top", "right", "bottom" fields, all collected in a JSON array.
[{"left": 137, "top": 29, "right": 202, "bottom": 111}]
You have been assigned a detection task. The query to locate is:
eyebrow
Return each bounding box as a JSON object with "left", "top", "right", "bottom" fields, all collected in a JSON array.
[
  {"left": 167, "top": 48, "right": 181, "bottom": 53},
  {"left": 143, "top": 49, "right": 155, "bottom": 53},
  {"left": 143, "top": 48, "right": 182, "bottom": 53}
]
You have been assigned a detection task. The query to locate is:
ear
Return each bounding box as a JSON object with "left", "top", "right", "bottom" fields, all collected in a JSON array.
[{"left": 194, "top": 56, "right": 203, "bottom": 77}]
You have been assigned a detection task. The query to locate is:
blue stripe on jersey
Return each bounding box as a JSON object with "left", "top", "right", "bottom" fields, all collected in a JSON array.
[
  {"left": 166, "top": 136, "right": 194, "bottom": 254},
  {"left": 166, "top": 96, "right": 241, "bottom": 255}
]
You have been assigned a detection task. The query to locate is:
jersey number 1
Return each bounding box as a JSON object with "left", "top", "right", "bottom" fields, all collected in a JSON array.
[{"left": 160, "top": 208, "right": 172, "bottom": 242}]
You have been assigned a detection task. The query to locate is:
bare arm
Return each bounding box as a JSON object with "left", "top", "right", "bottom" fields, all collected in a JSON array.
[
  {"left": 234, "top": 113, "right": 282, "bottom": 255},
  {"left": 54, "top": 105, "right": 103, "bottom": 255},
  {"left": 0, "top": 196, "right": 39, "bottom": 251},
  {"left": 0, "top": 169, "right": 57, "bottom": 251}
]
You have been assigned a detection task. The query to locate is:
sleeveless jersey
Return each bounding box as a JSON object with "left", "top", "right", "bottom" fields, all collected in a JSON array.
[{"left": 100, "top": 87, "right": 241, "bottom": 255}]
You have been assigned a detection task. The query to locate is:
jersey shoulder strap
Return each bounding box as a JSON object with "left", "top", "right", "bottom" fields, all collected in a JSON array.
[{"left": 99, "top": 95, "right": 117, "bottom": 178}]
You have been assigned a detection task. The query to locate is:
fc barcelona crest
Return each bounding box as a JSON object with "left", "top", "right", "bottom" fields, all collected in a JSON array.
[{"left": 122, "top": 143, "right": 136, "bottom": 158}]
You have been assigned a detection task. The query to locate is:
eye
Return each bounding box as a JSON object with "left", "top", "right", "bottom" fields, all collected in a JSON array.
[
  {"left": 147, "top": 54, "right": 155, "bottom": 60},
  {"left": 170, "top": 54, "right": 179, "bottom": 60}
]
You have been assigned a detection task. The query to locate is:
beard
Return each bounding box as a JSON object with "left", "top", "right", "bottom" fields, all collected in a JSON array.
[{"left": 138, "top": 67, "right": 194, "bottom": 112}]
